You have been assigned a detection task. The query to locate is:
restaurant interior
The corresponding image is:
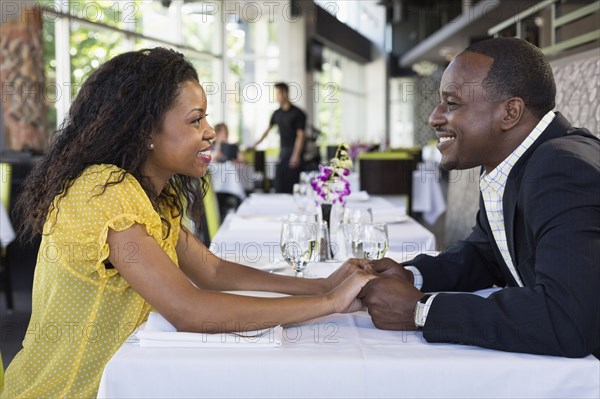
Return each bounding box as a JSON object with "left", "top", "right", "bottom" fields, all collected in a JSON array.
[{"left": 0, "top": 0, "right": 599, "bottom": 396}]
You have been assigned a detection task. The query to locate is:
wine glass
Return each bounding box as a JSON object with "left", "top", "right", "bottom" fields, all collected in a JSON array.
[
  {"left": 299, "top": 171, "right": 311, "bottom": 184},
  {"left": 287, "top": 211, "right": 319, "bottom": 224},
  {"left": 292, "top": 183, "right": 310, "bottom": 211},
  {"left": 351, "top": 223, "right": 389, "bottom": 260},
  {"left": 342, "top": 205, "right": 373, "bottom": 225},
  {"left": 340, "top": 205, "right": 373, "bottom": 257},
  {"left": 280, "top": 221, "right": 318, "bottom": 277}
]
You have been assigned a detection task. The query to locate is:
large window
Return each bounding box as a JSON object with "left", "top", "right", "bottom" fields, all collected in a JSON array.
[
  {"left": 313, "top": 48, "right": 367, "bottom": 145},
  {"left": 314, "top": 0, "right": 386, "bottom": 49},
  {"left": 310, "top": 1, "right": 389, "bottom": 149},
  {"left": 40, "top": 0, "right": 222, "bottom": 131},
  {"left": 39, "top": 0, "right": 288, "bottom": 149},
  {"left": 34, "top": 1, "right": 392, "bottom": 151},
  {"left": 224, "top": 16, "right": 280, "bottom": 146}
]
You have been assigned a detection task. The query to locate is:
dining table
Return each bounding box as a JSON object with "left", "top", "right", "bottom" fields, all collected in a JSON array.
[
  {"left": 97, "top": 193, "right": 599, "bottom": 398},
  {"left": 208, "top": 193, "right": 436, "bottom": 265}
]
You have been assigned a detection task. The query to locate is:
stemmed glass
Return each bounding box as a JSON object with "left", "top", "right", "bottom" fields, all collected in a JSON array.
[
  {"left": 293, "top": 183, "right": 311, "bottom": 211},
  {"left": 287, "top": 211, "right": 319, "bottom": 224},
  {"left": 351, "top": 222, "right": 389, "bottom": 260},
  {"left": 340, "top": 206, "right": 373, "bottom": 257},
  {"left": 280, "top": 221, "right": 318, "bottom": 277},
  {"left": 342, "top": 205, "right": 373, "bottom": 225}
]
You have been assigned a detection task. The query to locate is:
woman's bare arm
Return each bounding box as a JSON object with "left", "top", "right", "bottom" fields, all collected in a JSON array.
[
  {"left": 176, "top": 226, "right": 363, "bottom": 295},
  {"left": 107, "top": 224, "right": 372, "bottom": 333}
]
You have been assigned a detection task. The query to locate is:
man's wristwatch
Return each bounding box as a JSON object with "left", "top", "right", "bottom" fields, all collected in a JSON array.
[{"left": 414, "top": 294, "right": 432, "bottom": 328}]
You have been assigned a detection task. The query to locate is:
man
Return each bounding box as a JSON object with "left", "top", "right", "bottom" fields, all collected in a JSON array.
[
  {"left": 359, "top": 37, "right": 599, "bottom": 358},
  {"left": 254, "top": 82, "right": 306, "bottom": 193}
]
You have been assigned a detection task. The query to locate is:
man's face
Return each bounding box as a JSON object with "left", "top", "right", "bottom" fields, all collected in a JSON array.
[
  {"left": 429, "top": 52, "right": 506, "bottom": 171},
  {"left": 275, "top": 88, "right": 287, "bottom": 104}
]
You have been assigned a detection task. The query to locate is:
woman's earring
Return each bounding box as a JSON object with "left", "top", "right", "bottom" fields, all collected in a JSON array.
[{"left": 148, "top": 143, "right": 154, "bottom": 150}]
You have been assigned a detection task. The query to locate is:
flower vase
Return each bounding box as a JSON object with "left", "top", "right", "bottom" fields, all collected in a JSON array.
[{"left": 320, "top": 203, "right": 335, "bottom": 260}]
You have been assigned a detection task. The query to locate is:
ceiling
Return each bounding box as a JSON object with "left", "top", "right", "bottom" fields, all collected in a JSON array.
[{"left": 390, "top": 0, "right": 534, "bottom": 67}]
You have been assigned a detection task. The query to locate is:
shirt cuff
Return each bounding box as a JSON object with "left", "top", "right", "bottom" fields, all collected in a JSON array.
[
  {"left": 415, "top": 293, "right": 439, "bottom": 328},
  {"left": 404, "top": 266, "right": 423, "bottom": 290}
]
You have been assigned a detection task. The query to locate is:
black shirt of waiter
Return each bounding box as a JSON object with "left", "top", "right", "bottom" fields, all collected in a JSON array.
[{"left": 270, "top": 104, "right": 306, "bottom": 149}]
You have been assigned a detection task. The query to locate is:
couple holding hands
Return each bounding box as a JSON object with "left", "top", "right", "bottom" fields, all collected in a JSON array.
[{"left": 2, "top": 38, "right": 598, "bottom": 398}]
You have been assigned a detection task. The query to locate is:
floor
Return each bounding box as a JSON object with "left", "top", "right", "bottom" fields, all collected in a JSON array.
[
  {"left": 1, "top": 242, "right": 37, "bottom": 368},
  {"left": 1, "top": 291, "right": 32, "bottom": 368}
]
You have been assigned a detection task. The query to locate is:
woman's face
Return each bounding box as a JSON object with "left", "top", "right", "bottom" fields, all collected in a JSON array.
[{"left": 146, "top": 80, "right": 215, "bottom": 182}]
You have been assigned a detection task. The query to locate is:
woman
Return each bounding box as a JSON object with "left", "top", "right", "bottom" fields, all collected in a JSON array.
[
  {"left": 212, "top": 122, "right": 245, "bottom": 163},
  {"left": 1, "top": 48, "right": 373, "bottom": 398}
]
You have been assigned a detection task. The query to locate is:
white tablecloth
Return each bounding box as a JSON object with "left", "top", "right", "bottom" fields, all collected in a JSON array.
[
  {"left": 97, "top": 193, "right": 599, "bottom": 398},
  {"left": 210, "top": 194, "right": 435, "bottom": 265},
  {"left": 0, "top": 203, "right": 15, "bottom": 247},
  {"left": 412, "top": 162, "right": 446, "bottom": 225},
  {"left": 98, "top": 260, "right": 600, "bottom": 398}
]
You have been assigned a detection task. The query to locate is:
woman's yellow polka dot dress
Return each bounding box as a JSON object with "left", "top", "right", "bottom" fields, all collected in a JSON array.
[{"left": 1, "top": 165, "right": 180, "bottom": 398}]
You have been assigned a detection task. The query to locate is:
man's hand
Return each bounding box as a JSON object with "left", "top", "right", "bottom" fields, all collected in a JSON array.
[
  {"left": 359, "top": 278, "right": 424, "bottom": 330},
  {"left": 289, "top": 153, "right": 301, "bottom": 169},
  {"left": 362, "top": 257, "right": 415, "bottom": 285}
]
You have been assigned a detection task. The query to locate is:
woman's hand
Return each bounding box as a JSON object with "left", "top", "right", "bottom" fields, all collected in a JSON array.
[
  {"left": 319, "top": 258, "right": 371, "bottom": 293},
  {"left": 360, "top": 257, "right": 415, "bottom": 285},
  {"left": 327, "top": 270, "right": 377, "bottom": 314}
]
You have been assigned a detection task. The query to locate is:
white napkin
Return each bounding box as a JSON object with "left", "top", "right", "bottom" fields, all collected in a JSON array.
[
  {"left": 346, "top": 190, "right": 370, "bottom": 202},
  {"left": 249, "top": 193, "right": 292, "bottom": 200},
  {"left": 236, "top": 202, "right": 294, "bottom": 217},
  {"left": 372, "top": 208, "right": 408, "bottom": 224},
  {"left": 228, "top": 217, "right": 282, "bottom": 231},
  {"left": 136, "top": 312, "right": 283, "bottom": 348}
]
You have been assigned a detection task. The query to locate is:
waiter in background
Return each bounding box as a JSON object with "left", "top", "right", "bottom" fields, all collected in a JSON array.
[{"left": 253, "top": 82, "right": 306, "bottom": 193}]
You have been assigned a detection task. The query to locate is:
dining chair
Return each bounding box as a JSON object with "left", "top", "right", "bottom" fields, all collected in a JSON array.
[
  {"left": 216, "top": 193, "right": 241, "bottom": 223},
  {"left": 242, "top": 149, "right": 270, "bottom": 192},
  {"left": 197, "top": 174, "right": 221, "bottom": 246},
  {"left": 358, "top": 152, "right": 419, "bottom": 215},
  {"left": 390, "top": 146, "right": 423, "bottom": 163},
  {"left": 0, "top": 162, "right": 14, "bottom": 311},
  {"left": 1, "top": 350, "right": 4, "bottom": 391}
]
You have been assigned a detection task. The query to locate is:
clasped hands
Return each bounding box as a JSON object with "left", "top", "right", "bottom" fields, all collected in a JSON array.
[{"left": 353, "top": 258, "right": 426, "bottom": 331}]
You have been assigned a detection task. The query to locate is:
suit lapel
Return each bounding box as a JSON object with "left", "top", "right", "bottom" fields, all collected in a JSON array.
[
  {"left": 503, "top": 180, "right": 519, "bottom": 267},
  {"left": 502, "top": 113, "right": 572, "bottom": 269}
]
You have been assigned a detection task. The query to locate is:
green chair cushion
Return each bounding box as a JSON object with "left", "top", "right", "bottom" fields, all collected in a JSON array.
[
  {"left": 203, "top": 175, "right": 221, "bottom": 241},
  {"left": 358, "top": 152, "right": 413, "bottom": 160}
]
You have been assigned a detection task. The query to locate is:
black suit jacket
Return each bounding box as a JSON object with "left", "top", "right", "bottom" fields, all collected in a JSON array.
[{"left": 407, "top": 113, "right": 600, "bottom": 357}]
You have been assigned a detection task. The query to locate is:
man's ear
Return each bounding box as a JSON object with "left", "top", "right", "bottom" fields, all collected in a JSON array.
[{"left": 499, "top": 97, "right": 525, "bottom": 130}]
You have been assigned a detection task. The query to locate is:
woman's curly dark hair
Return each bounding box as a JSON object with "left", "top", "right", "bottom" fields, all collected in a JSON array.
[{"left": 15, "top": 47, "right": 206, "bottom": 242}]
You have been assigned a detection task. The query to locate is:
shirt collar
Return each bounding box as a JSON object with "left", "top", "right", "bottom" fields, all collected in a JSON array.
[{"left": 480, "top": 111, "right": 555, "bottom": 192}]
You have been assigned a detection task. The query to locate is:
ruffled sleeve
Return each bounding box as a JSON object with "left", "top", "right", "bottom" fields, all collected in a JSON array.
[{"left": 48, "top": 164, "right": 167, "bottom": 279}]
